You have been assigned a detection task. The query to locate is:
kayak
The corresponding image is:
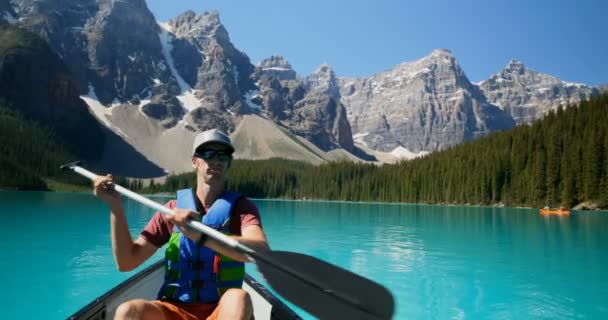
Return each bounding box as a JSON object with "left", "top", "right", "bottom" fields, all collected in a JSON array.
[
  {"left": 67, "top": 260, "right": 302, "bottom": 320},
  {"left": 539, "top": 208, "right": 570, "bottom": 215}
]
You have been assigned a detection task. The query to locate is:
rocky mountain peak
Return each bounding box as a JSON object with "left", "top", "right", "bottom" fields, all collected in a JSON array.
[
  {"left": 430, "top": 48, "right": 453, "bottom": 57},
  {"left": 339, "top": 48, "right": 513, "bottom": 153},
  {"left": 159, "top": 9, "right": 254, "bottom": 116},
  {"left": 92, "top": 0, "right": 152, "bottom": 19},
  {"left": 251, "top": 56, "right": 354, "bottom": 152},
  {"left": 98, "top": 0, "right": 148, "bottom": 10},
  {"left": 392, "top": 49, "right": 461, "bottom": 75},
  {"left": 384, "top": 48, "right": 472, "bottom": 94},
  {"left": 504, "top": 59, "right": 526, "bottom": 74},
  {"left": 168, "top": 10, "right": 223, "bottom": 38},
  {"left": 314, "top": 63, "right": 333, "bottom": 74},
  {"left": 486, "top": 60, "right": 549, "bottom": 87},
  {"left": 479, "top": 60, "right": 598, "bottom": 124},
  {"left": 259, "top": 54, "right": 293, "bottom": 70},
  {"left": 256, "top": 55, "right": 296, "bottom": 81},
  {"left": 426, "top": 48, "right": 457, "bottom": 66},
  {"left": 305, "top": 63, "right": 339, "bottom": 98}
]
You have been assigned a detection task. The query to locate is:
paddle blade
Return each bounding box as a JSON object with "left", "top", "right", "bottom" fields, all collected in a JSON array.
[{"left": 255, "top": 250, "right": 394, "bottom": 320}]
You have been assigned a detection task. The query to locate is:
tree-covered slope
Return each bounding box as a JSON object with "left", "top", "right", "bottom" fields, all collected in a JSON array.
[{"left": 0, "top": 105, "right": 83, "bottom": 189}]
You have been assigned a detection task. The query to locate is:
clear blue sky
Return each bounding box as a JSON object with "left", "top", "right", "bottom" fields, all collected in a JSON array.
[{"left": 146, "top": 0, "right": 607, "bottom": 86}]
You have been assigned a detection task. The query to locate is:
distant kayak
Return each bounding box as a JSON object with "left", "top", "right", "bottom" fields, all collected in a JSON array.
[{"left": 539, "top": 208, "right": 570, "bottom": 215}]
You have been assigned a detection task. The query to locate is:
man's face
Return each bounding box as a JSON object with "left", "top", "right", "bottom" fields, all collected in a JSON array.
[{"left": 192, "top": 143, "right": 233, "bottom": 184}]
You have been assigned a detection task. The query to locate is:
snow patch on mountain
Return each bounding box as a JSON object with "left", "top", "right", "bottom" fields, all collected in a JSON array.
[
  {"left": 3, "top": 11, "right": 17, "bottom": 24},
  {"left": 390, "top": 146, "right": 429, "bottom": 160},
  {"left": 81, "top": 84, "right": 129, "bottom": 138},
  {"left": 564, "top": 81, "right": 585, "bottom": 87},
  {"left": 158, "top": 22, "right": 200, "bottom": 112},
  {"left": 353, "top": 132, "right": 369, "bottom": 147},
  {"left": 244, "top": 90, "right": 262, "bottom": 110}
]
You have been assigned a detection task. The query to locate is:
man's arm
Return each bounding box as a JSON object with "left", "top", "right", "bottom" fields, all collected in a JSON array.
[
  {"left": 94, "top": 175, "right": 159, "bottom": 271},
  {"left": 202, "top": 224, "right": 269, "bottom": 262},
  {"left": 110, "top": 207, "right": 158, "bottom": 271}
]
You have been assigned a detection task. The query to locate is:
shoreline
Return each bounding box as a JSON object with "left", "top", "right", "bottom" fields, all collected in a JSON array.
[{"left": 2, "top": 189, "right": 606, "bottom": 212}]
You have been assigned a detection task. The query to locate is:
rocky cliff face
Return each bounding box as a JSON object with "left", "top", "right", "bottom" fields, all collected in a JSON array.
[
  {"left": 167, "top": 10, "right": 255, "bottom": 115},
  {"left": 84, "top": 0, "right": 174, "bottom": 104},
  {"left": 339, "top": 49, "right": 514, "bottom": 152},
  {"left": 252, "top": 56, "right": 355, "bottom": 152},
  {"left": 478, "top": 60, "right": 598, "bottom": 125},
  {"left": 290, "top": 94, "right": 354, "bottom": 151},
  {"left": 305, "top": 64, "right": 340, "bottom": 99}
]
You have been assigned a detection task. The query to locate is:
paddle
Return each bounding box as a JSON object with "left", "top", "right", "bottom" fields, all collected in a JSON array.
[{"left": 61, "top": 162, "right": 395, "bottom": 319}]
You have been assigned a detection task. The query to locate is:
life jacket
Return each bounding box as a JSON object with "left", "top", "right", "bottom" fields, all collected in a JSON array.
[{"left": 157, "top": 189, "right": 245, "bottom": 303}]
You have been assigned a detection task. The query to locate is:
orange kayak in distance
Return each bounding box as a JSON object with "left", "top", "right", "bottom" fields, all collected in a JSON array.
[{"left": 539, "top": 208, "right": 571, "bottom": 215}]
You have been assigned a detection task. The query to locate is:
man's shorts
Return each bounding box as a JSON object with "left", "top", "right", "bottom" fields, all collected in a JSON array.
[{"left": 153, "top": 300, "right": 219, "bottom": 320}]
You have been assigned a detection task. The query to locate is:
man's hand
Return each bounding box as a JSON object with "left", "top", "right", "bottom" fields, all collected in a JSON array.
[
  {"left": 93, "top": 174, "right": 122, "bottom": 208},
  {"left": 169, "top": 208, "right": 202, "bottom": 242}
]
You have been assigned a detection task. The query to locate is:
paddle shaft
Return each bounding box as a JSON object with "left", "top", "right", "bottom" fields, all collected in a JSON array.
[{"left": 71, "top": 165, "right": 252, "bottom": 255}]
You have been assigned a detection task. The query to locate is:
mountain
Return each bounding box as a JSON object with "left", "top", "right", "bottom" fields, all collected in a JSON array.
[
  {"left": 3, "top": 0, "right": 602, "bottom": 174},
  {"left": 164, "top": 10, "right": 255, "bottom": 120},
  {"left": 338, "top": 49, "right": 515, "bottom": 153},
  {"left": 478, "top": 60, "right": 598, "bottom": 125}
]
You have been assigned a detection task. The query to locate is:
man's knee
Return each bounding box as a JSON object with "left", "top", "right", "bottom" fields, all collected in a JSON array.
[
  {"left": 114, "top": 299, "right": 161, "bottom": 320},
  {"left": 225, "top": 288, "right": 249, "bottom": 298},
  {"left": 219, "top": 289, "right": 253, "bottom": 319},
  {"left": 225, "top": 289, "right": 252, "bottom": 304}
]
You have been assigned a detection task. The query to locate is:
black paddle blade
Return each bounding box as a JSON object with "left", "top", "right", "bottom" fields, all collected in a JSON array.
[{"left": 255, "top": 250, "right": 394, "bottom": 320}]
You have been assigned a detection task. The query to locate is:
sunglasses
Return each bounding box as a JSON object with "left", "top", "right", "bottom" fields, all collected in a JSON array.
[{"left": 195, "top": 149, "right": 232, "bottom": 161}]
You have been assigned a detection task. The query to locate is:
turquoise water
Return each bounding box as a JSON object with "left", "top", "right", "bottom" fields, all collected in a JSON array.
[{"left": 1, "top": 192, "right": 607, "bottom": 319}]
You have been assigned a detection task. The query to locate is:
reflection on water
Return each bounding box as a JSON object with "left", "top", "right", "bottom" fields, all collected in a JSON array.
[
  {"left": 255, "top": 200, "right": 608, "bottom": 320},
  {"left": 0, "top": 192, "right": 607, "bottom": 319}
]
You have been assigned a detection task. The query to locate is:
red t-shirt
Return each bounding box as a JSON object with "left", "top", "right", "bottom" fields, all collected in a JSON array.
[{"left": 140, "top": 197, "right": 262, "bottom": 248}]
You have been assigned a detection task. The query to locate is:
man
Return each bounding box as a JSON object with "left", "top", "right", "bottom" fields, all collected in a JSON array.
[{"left": 93, "top": 129, "right": 269, "bottom": 320}]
